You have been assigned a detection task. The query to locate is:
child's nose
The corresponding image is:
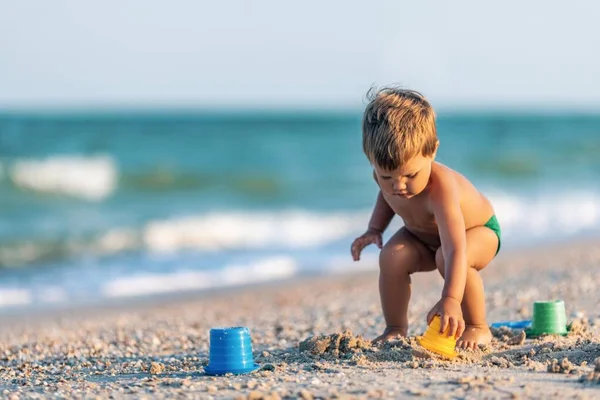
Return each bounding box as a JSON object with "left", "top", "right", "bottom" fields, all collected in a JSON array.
[{"left": 393, "top": 179, "right": 407, "bottom": 191}]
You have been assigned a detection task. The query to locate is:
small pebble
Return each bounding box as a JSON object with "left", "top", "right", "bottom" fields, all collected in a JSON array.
[
  {"left": 299, "top": 389, "right": 314, "bottom": 400},
  {"left": 207, "top": 385, "right": 218, "bottom": 394},
  {"left": 149, "top": 362, "right": 164, "bottom": 375},
  {"left": 247, "top": 391, "right": 264, "bottom": 400},
  {"left": 246, "top": 379, "right": 258, "bottom": 389}
]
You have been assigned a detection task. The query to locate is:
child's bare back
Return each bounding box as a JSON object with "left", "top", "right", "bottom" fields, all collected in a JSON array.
[{"left": 351, "top": 87, "right": 501, "bottom": 350}]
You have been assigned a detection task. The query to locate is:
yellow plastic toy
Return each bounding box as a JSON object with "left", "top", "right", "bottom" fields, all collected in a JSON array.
[{"left": 417, "top": 315, "right": 457, "bottom": 359}]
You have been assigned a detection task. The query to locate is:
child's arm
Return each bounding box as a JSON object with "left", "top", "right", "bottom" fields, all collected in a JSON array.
[
  {"left": 368, "top": 190, "right": 395, "bottom": 233},
  {"left": 433, "top": 184, "right": 467, "bottom": 303},
  {"left": 368, "top": 170, "right": 395, "bottom": 232},
  {"left": 351, "top": 173, "right": 395, "bottom": 261},
  {"left": 427, "top": 174, "right": 468, "bottom": 336},
  {"left": 351, "top": 190, "right": 394, "bottom": 261}
]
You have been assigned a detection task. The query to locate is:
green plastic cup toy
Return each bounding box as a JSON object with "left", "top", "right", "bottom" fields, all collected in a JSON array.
[{"left": 526, "top": 300, "right": 568, "bottom": 337}]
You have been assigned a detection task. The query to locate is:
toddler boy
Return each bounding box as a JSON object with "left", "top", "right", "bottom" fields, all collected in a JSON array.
[{"left": 351, "top": 87, "right": 501, "bottom": 349}]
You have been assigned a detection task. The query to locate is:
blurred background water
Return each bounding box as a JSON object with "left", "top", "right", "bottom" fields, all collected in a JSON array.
[{"left": 1, "top": 112, "right": 599, "bottom": 309}]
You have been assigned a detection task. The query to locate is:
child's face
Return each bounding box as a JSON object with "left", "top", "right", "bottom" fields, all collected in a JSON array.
[{"left": 373, "top": 154, "right": 434, "bottom": 199}]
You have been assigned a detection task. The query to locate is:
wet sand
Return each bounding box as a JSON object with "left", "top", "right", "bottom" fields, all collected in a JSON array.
[{"left": 0, "top": 239, "right": 599, "bottom": 399}]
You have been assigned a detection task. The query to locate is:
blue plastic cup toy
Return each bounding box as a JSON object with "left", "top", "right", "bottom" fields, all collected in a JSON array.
[
  {"left": 204, "top": 327, "right": 260, "bottom": 375},
  {"left": 490, "top": 320, "right": 532, "bottom": 329}
]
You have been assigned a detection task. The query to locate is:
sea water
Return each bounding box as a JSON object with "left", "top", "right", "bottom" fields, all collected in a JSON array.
[{"left": 0, "top": 111, "right": 599, "bottom": 309}]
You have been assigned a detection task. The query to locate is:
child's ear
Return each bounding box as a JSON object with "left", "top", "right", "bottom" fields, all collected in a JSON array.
[{"left": 432, "top": 140, "right": 440, "bottom": 159}]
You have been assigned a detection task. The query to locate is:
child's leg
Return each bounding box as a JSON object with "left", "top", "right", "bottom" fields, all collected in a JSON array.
[
  {"left": 435, "top": 226, "right": 498, "bottom": 349},
  {"left": 374, "top": 227, "right": 437, "bottom": 343}
]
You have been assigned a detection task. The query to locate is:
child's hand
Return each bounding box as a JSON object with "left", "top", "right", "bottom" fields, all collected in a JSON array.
[
  {"left": 351, "top": 228, "right": 383, "bottom": 261},
  {"left": 426, "top": 297, "right": 465, "bottom": 338}
]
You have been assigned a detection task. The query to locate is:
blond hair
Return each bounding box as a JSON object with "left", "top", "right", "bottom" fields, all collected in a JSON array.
[{"left": 362, "top": 86, "right": 438, "bottom": 170}]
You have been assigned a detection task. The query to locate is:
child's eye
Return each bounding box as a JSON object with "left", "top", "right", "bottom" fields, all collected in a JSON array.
[
  {"left": 380, "top": 176, "right": 391, "bottom": 180},
  {"left": 407, "top": 173, "right": 417, "bottom": 179}
]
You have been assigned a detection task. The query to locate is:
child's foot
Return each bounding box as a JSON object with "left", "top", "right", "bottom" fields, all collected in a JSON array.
[
  {"left": 372, "top": 326, "right": 408, "bottom": 344},
  {"left": 456, "top": 324, "right": 492, "bottom": 350}
]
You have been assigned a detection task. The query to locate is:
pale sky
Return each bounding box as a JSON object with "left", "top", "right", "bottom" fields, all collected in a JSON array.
[{"left": 1, "top": 1, "right": 599, "bottom": 110}]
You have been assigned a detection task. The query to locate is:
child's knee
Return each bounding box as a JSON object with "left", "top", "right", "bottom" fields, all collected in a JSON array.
[
  {"left": 379, "top": 242, "right": 419, "bottom": 275},
  {"left": 436, "top": 248, "right": 481, "bottom": 278}
]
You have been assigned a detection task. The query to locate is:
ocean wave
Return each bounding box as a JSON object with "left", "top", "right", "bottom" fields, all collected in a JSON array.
[
  {"left": 0, "top": 288, "right": 32, "bottom": 307},
  {"left": 0, "top": 255, "right": 304, "bottom": 308},
  {"left": 0, "top": 210, "right": 369, "bottom": 268},
  {"left": 1, "top": 192, "right": 600, "bottom": 269},
  {"left": 102, "top": 256, "right": 298, "bottom": 298},
  {"left": 491, "top": 191, "right": 600, "bottom": 238},
  {"left": 0, "top": 189, "right": 600, "bottom": 307},
  {"left": 9, "top": 155, "right": 117, "bottom": 200},
  {"left": 142, "top": 211, "right": 368, "bottom": 252},
  {"left": 4, "top": 155, "right": 282, "bottom": 200}
]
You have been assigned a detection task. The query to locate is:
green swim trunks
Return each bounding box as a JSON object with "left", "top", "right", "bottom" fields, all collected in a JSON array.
[{"left": 484, "top": 215, "right": 501, "bottom": 255}]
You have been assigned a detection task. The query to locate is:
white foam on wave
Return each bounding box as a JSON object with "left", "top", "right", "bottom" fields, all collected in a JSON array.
[
  {"left": 0, "top": 286, "right": 71, "bottom": 308},
  {"left": 0, "top": 210, "right": 369, "bottom": 266},
  {"left": 102, "top": 256, "right": 298, "bottom": 298},
  {"left": 0, "top": 288, "right": 32, "bottom": 306},
  {"left": 489, "top": 191, "right": 600, "bottom": 240},
  {"left": 131, "top": 192, "right": 600, "bottom": 255},
  {"left": 2, "top": 191, "right": 600, "bottom": 269},
  {"left": 10, "top": 155, "right": 117, "bottom": 200},
  {"left": 142, "top": 210, "right": 369, "bottom": 253}
]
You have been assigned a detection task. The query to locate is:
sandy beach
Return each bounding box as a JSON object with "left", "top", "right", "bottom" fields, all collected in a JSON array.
[{"left": 0, "top": 239, "right": 599, "bottom": 399}]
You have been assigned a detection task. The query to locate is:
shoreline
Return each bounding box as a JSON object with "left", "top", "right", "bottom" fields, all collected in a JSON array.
[
  {"left": 2, "top": 234, "right": 600, "bottom": 323},
  {"left": 0, "top": 237, "right": 599, "bottom": 398},
  {"left": 1, "top": 228, "right": 599, "bottom": 319}
]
